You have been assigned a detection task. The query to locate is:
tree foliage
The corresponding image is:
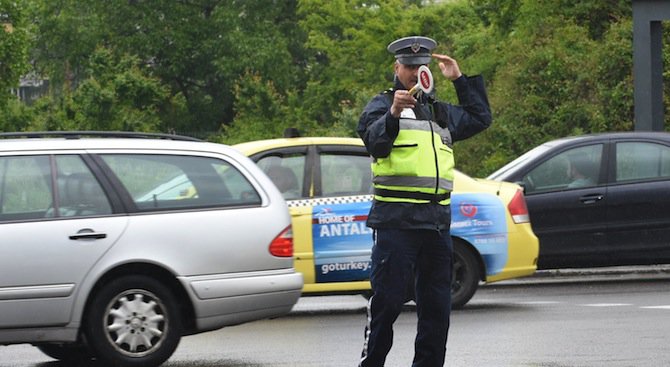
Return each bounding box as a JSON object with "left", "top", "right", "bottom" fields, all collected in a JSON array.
[
  {"left": 22, "top": 0, "right": 307, "bottom": 137},
  {"left": 460, "top": 0, "right": 633, "bottom": 175},
  {"left": 0, "top": 0, "right": 30, "bottom": 107},
  {"left": 2, "top": 0, "right": 645, "bottom": 176}
]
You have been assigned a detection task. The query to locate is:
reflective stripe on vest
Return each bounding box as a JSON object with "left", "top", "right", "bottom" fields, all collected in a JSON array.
[
  {"left": 373, "top": 175, "right": 453, "bottom": 191},
  {"left": 372, "top": 117, "right": 454, "bottom": 204}
]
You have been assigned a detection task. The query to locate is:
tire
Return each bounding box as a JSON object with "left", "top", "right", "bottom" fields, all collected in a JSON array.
[
  {"left": 36, "top": 343, "right": 93, "bottom": 363},
  {"left": 451, "top": 242, "right": 481, "bottom": 309},
  {"left": 84, "top": 275, "right": 182, "bottom": 367}
]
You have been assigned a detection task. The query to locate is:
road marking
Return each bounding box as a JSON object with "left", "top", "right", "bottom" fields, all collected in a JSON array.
[
  {"left": 581, "top": 303, "right": 633, "bottom": 307},
  {"left": 640, "top": 305, "right": 670, "bottom": 310},
  {"left": 502, "top": 302, "right": 670, "bottom": 310}
]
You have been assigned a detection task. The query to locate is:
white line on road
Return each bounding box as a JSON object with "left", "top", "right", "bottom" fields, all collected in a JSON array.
[
  {"left": 640, "top": 305, "right": 670, "bottom": 310},
  {"left": 581, "top": 303, "right": 633, "bottom": 307}
]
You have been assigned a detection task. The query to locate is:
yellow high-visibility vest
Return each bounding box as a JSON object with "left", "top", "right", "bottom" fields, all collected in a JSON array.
[{"left": 372, "top": 117, "right": 454, "bottom": 205}]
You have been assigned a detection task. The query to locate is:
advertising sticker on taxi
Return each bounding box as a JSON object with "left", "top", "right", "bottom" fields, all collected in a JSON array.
[
  {"left": 313, "top": 202, "right": 373, "bottom": 282},
  {"left": 451, "top": 193, "right": 508, "bottom": 274},
  {"left": 312, "top": 194, "right": 508, "bottom": 283}
]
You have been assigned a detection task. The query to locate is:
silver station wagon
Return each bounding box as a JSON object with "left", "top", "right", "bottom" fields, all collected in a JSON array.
[{"left": 0, "top": 131, "right": 303, "bottom": 366}]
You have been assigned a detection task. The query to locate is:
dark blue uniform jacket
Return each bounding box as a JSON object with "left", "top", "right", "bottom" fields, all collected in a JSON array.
[{"left": 357, "top": 74, "right": 492, "bottom": 231}]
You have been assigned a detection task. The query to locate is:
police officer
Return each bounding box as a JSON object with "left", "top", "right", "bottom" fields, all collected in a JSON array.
[{"left": 357, "top": 36, "right": 492, "bottom": 367}]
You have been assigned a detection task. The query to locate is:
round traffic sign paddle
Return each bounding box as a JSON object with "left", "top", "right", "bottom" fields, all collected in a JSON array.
[{"left": 409, "top": 65, "right": 434, "bottom": 96}]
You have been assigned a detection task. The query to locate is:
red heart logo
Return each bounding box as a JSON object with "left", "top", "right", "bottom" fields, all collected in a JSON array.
[{"left": 460, "top": 203, "right": 477, "bottom": 217}]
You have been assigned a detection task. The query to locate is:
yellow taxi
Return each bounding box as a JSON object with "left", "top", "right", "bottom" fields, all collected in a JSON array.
[{"left": 234, "top": 136, "right": 539, "bottom": 308}]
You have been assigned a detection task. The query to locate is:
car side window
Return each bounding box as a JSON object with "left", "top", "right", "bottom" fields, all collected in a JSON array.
[
  {"left": 616, "top": 142, "right": 670, "bottom": 182},
  {"left": 256, "top": 154, "right": 306, "bottom": 200},
  {"left": 100, "top": 154, "right": 261, "bottom": 210},
  {"left": 320, "top": 153, "right": 372, "bottom": 196},
  {"left": 53, "top": 155, "right": 112, "bottom": 217},
  {"left": 523, "top": 144, "right": 602, "bottom": 193},
  {"left": 0, "top": 155, "right": 52, "bottom": 221},
  {"left": 0, "top": 155, "right": 111, "bottom": 221}
]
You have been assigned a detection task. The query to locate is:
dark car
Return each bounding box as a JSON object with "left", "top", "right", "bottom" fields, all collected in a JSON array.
[{"left": 488, "top": 132, "right": 670, "bottom": 269}]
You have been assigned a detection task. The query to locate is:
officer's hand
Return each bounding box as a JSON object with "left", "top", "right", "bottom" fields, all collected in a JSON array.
[
  {"left": 433, "top": 54, "right": 462, "bottom": 81},
  {"left": 390, "top": 90, "right": 416, "bottom": 118}
]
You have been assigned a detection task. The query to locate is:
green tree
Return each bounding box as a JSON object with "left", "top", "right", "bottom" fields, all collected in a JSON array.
[
  {"left": 218, "top": 72, "right": 298, "bottom": 144},
  {"left": 298, "top": 0, "right": 415, "bottom": 127},
  {"left": 0, "top": 0, "right": 30, "bottom": 112},
  {"left": 89, "top": 0, "right": 307, "bottom": 135},
  {"left": 72, "top": 47, "right": 178, "bottom": 132},
  {"left": 224, "top": 0, "right": 419, "bottom": 142},
  {"left": 25, "top": 0, "right": 308, "bottom": 137},
  {"left": 24, "top": 47, "right": 184, "bottom": 133},
  {"left": 594, "top": 18, "right": 634, "bottom": 132},
  {"left": 462, "top": 0, "right": 633, "bottom": 176},
  {"left": 27, "top": 0, "right": 105, "bottom": 92},
  {"left": 9, "top": 0, "right": 644, "bottom": 178}
]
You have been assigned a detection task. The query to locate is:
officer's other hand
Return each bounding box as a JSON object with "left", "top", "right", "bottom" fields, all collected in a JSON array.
[
  {"left": 433, "top": 54, "right": 462, "bottom": 81},
  {"left": 390, "top": 90, "right": 416, "bottom": 118}
]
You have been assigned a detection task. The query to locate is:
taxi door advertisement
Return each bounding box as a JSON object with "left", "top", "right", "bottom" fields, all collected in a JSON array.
[
  {"left": 451, "top": 193, "right": 508, "bottom": 275},
  {"left": 312, "top": 201, "right": 373, "bottom": 283},
  {"left": 311, "top": 193, "right": 508, "bottom": 283}
]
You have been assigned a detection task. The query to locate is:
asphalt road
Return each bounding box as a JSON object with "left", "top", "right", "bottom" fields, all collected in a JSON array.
[{"left": 2, "top": 265, "right": 669, "bottom": 367}]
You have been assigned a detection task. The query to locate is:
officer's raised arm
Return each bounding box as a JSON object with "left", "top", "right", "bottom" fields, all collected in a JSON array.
[{"left": 432, "top": 53, "right": 462, "bottom": 81}]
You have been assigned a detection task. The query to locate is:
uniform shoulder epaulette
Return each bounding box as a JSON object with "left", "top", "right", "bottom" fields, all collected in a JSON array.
[{"left": 382, "top": 88, "right": 395, "bottom": 103}]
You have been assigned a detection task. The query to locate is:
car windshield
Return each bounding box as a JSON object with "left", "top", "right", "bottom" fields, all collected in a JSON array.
[{"left": 487, "top": 144, "right": 552, "bottom": 181}]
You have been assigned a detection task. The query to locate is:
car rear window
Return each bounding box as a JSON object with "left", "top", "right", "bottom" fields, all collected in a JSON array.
[
  {"left": 320, "top": 153, "right": 372, "bottom": 196},
  {"left": 256, "top": 153, "right": 306, "bottom": 200},
  {"left": 616, "top": 142, "right": 670, "bottom": 182},
  {"left": 100, "top": 154, "right": 261, "bottom": 210}
]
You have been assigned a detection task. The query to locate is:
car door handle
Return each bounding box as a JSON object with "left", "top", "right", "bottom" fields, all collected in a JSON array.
[
  {"left": 69, "top": 229, "right": 107, "bottom": 240},
  {"left": 579, "top": 194, "right": 604, "bottom": 204}
]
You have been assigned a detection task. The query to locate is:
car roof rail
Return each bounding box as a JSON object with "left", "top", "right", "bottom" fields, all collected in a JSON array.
[{"left": 0, "top": 131, "right": 202, "bottom": 142}]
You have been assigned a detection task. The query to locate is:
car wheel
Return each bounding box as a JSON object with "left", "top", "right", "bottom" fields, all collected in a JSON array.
[
  {"left": 36, "top": 343, "right": 93, "bottom": 363},
  {"left": 84, "top": 275, "right": 182, "bottom": 367},
  {"left": 451, "top": 242, "right": 480, "bottom": 309}
]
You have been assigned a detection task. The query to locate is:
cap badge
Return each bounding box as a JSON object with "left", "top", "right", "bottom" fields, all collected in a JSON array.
[{"left": 410, "top": 42, "right": 421, "bottom": 53}]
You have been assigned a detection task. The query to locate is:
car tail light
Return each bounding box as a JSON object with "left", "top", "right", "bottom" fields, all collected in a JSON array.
[
  {"left": 269, "top": 225, "right": 294, "bottom": 257},
  {"left": 508, "top": 189, "right": 530, "bottom": 224}
]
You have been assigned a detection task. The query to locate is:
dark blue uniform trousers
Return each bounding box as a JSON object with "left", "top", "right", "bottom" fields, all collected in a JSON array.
[{"left": 359, "top": 228, "right": 453, "bottom": 367}]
